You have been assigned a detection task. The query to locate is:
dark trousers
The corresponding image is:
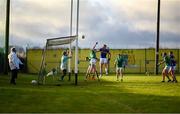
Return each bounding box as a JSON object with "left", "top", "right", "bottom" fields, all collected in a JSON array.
[
  {"left": 10, "top": 69, "right": 18, "bottom": 84},
  {"left": 61, "top": 69, "right": 67, "bottom": 80}
]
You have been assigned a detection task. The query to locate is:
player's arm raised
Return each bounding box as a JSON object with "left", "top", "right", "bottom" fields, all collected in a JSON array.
[
  {"left": 92, "top": 42, "right": 98, "bottom": 50},
  {"left": 67, "top": 50, "right": 72, "bottom": 58}
]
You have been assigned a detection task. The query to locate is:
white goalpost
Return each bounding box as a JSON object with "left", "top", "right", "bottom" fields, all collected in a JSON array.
[
  {"left": 38, "top": 35, "right": 78, "bottom": 85},
  {"left": 38, "top": 0, "right": 80, "bottom": 85}
]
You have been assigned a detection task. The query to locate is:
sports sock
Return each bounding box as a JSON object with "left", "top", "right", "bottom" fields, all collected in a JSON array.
[
  {"left": 105, "top": 68, "right": 108, "bottom": 74},
  {"left": 96, "top": 71, "right": 99, "bottom": 77}
]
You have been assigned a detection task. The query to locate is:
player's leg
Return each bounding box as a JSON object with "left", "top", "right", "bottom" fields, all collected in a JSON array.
[
  {"left": 88, "top": 63, "right": 96, "bottom": 80},
  {"left": 92, "top": 59, "right": 99, "bottom": 81},
  {"left": 95, "top": 66, "right": 100, "bottom": 81},
  {"left": 168, "top": 67, "right": 174, "bottom": 80},
  {"left": 169, "top": 67, "right": 173, "bottom": 80},
  {"left": 173, "top": 66, "right": 178, "bottom": 83},
  {"left": 120, "top": 68, "right": 123, "bottom": 82},
  {"left": 162, "top": 66, "right": 171, "bottom": 82},
  {"left": 88, "top": 64, "right": 93, "bottom": 79},
  {"left": 99, "top": 58, "right": 103, "bottom": 77},
  {"left": 95, "top": 66, "right": 99, "bottom": 79},
  {"left": 171, "top": 66, "right": 178, "bottom": 83},
  {"left": 85, "top": 65, "right": 91, "bottom": 80},
  {"left": 61, "top": 69, "right": 67, "bottom": 81},
  {"left": 10, "top": 69, "right": 17, "bottom": 85},
  {"left": 92, "top": 65, "right": 96, "bottom": 80},
  {"left": 86, "top": 58, "right": 94, "bottom": 80},
  {"left": 92, "top": 65, "right": 100, "bottom": 81},
  {"left": 116, "top": 68, "right": 120, "bottom": 81},
  {"left": 162, "top": 67, "right": 166, "bottom": 82},
  {"left": 104, "top": 58, "right": 108, "bottom": 75},
  {"left": 165, "top": 66, "right": 171, "bottom": 82}
]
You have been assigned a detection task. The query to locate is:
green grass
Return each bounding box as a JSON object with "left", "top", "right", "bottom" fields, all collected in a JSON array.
[{"left": 0, "top": 73, "right": 180, "bottom": 113}]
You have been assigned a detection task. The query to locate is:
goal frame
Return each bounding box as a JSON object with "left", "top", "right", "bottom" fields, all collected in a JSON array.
[{"left": 38, "top": 35, "right": 78, "bottom": 85}]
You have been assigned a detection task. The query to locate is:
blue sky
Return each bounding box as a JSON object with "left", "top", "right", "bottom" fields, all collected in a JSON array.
[{"left": 1, "top": 0, "right": 180, "bottom": 49}]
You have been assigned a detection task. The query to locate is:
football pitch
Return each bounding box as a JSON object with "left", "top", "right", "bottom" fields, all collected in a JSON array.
[{"left": 0, "top": 73, "right": 180, "bottom": 113}]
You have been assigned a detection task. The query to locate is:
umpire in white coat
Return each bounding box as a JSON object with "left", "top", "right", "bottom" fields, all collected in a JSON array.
[{"left": 8, "top": 47, "right": 23, "bottom": 85}]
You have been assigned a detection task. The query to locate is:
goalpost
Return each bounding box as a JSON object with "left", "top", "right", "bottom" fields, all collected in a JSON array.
[
  {"left": 38, "top": 0, "right": 80, "bottom": 85},
  {"left": 38, "top": 35, "right": 78, "bottom": 85}
]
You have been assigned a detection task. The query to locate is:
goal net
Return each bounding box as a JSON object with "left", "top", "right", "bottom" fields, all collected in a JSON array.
[{"left": 38, "top": 35, "right": 77, "bottom": 85}]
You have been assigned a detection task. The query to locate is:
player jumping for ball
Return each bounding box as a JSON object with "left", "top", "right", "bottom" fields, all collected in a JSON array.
[
  {"left": 85, "top": 42, "right": 99, "bottom": 81},
  {"left": 98, "top": 44, "right": 111, "bottom": 77}
]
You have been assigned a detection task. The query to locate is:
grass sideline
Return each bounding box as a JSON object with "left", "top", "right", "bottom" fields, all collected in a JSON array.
[{"left": 0, "top": 73, "right": 180, "bottom": 113}]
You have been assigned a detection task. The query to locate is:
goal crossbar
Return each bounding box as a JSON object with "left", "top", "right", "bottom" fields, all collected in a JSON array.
[{"left": 47, "top": 35, "right": 77, "bottom": 47}]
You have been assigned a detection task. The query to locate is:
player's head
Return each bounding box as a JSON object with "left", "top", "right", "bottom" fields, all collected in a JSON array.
[
  {"left": 162, "top": 52, "right": 167, "bottom": 57},
  {"left": 63, "top": 51, "right": 67, "bottom": 56},
  {"left": 103, "top": 44, "right": 107, "bottom": 48},
  {"left": 118, "top": 54, "right": 121, "bottom": 57},
  {"left": 11, "top": 47, "right": 16, "bottom": 53},
  {"left": 170, "top": 51, "right": 173, "bottom": 55}
]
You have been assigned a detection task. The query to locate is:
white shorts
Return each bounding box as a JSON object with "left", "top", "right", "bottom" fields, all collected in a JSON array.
[
  {"left": 116, "top": 67, "right": 123, "bottom": 72},
  {"left": 163, "top": 66, "right": 170, "bottom": 72},
  {"left": 60, "top": 64, "right": 67, "bottom": 70},
  {"left": 170, "top": 66, "right": 176, "bottom": 71},
  {"left": 100, "top": 58, "right": 108, "bottom": 64},
  {"left": 90, "top": 58, "right": 97, "bottom": 65}
]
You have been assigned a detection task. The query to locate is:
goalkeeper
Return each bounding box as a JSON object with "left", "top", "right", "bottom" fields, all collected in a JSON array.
[{"left": 60, "top": 51, "right": 72, "bottom": 81}]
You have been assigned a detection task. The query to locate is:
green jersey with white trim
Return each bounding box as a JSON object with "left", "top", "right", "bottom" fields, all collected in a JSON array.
[
  {"left": 90, "top": 50, "right": 96, "bottom": 59},
  {"left": 115, "top": 56, "right": 124, "bottom": 67},
  {"left": 164, "top": 56, "right": 170, "bottom": 66}
]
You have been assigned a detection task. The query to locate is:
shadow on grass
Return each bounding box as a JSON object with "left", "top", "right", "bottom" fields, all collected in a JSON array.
[
  {"left": 0, "top": 86, "right": 180, "bottom": 113},
  {"left": 0, "top": 74, "right": 180, "bottom": 113}
]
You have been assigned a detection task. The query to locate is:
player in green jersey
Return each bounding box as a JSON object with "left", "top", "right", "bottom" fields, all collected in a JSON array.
[
  {"left": 158, "top": 52, "right": 172, "bottom": 82},
  {"left": 85, "top": 42, "right": 99, "bottom": 81},
  {"left": 114, "top": 54, "right": 125, "bottom": 82}
]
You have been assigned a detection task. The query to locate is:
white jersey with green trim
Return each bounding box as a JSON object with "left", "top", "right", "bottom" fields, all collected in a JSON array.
[{"left": 60, "top": 55, "right": 69, "bottom": 70}]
